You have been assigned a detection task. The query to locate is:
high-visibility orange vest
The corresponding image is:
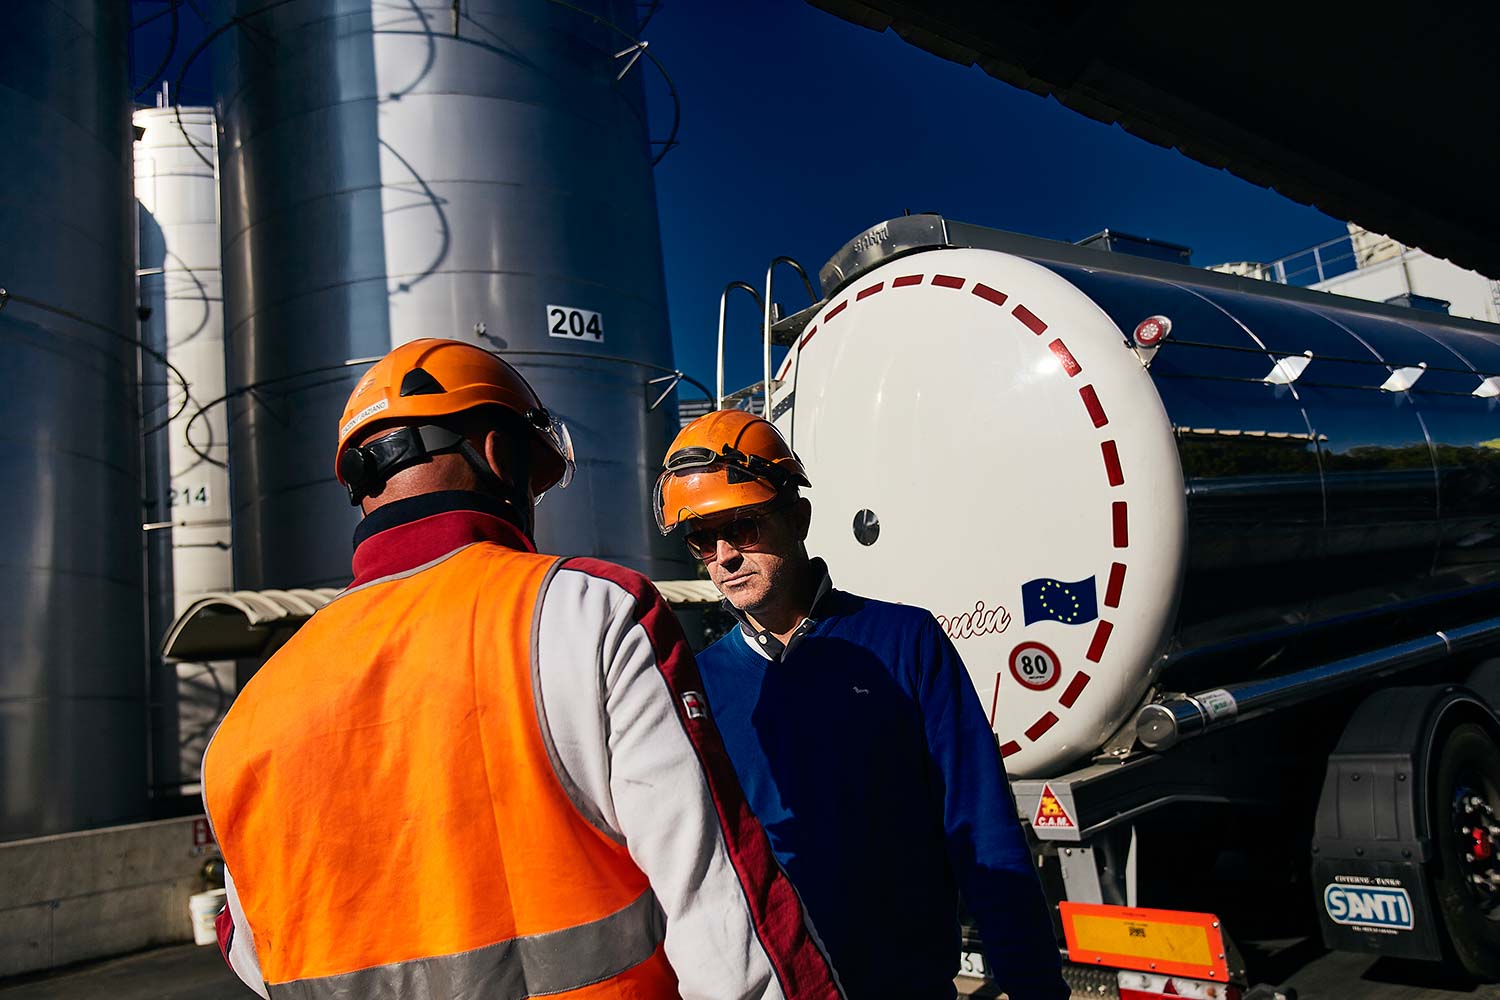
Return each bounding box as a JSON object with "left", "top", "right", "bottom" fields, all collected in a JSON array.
[{"left": 203, "top": 543, "right": 677, "bottom": 997}]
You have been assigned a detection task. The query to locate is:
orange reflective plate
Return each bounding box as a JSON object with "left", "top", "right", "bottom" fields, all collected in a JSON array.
[{"left": 1059, "top": 901, "right": 1229, "bottom": 982}]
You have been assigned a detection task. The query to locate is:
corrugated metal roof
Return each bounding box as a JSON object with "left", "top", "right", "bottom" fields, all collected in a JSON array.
[
  {"left": 653, "top": 579, "right": 723, "bottom": 606},
  {"left": 162, "top": 589, "right": 341, "bottom": 662},
  {"left": 162, "top": 580, "right": 724, "bottom": 662}
]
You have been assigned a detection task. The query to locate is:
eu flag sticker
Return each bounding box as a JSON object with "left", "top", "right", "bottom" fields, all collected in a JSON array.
[{"left": 1021, "top": 576, "right": 1098, "bottom": 626}]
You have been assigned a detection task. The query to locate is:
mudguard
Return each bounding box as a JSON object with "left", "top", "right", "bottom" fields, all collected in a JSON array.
[{"left": 1310, "top": 683, "right": 1499, "bottom": 960}]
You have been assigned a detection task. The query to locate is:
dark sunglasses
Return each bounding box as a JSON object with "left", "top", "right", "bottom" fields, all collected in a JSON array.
[{"left": 684, "top": 508, "right": 780, "bottom": 561}]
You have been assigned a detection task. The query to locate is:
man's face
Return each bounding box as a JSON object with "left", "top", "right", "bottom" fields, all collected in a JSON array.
[{"left": 693, "top": 502, "right": 809, "bottom": 616}]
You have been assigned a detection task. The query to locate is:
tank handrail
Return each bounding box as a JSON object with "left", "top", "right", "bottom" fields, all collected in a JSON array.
[
  {"left": 1136, "top": 614, "right": 1500, "bottom": 750},
  {"left": 763, "top": 257, "right": 818, "bottom": 416},
  {"left": 716, "top": 281, "right": 764, "bottom": 410}
]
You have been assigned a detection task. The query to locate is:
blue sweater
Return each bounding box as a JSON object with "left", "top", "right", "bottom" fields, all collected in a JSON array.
[{"left": 697, "top": 588, "right": 1068, "bottom": 1000}]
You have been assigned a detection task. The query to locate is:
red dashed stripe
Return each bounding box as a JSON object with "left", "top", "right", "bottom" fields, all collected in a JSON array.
[
  {"left": 1049, "top": 339, "right": 1082, "bottom": 377},
  {"left": 1025, "top": 712, "right": 1060, "bottom": 742},
  {"left": 798, "top": 325, "right": 818, "bottom": 349},
  {"left": 1059, "top": 672, "right": 1091, "bottom": 709},
  {"left": 1104, "top": 562, "right": 1125, "bottom": 609},
  {"left": 856, "top": 282, "right": 884, "bottom": 300},
  {"left": 1080, "top": 384, "right": 1107, "bottom": 427},
  {"left": 824, "top": 300, "right": 847, "bottom": 322},
  {"left": 932, "top": 274, "right": 965, "bottom": 289},
  {"left": 1000, "top": 740, "right": 1023, "bottom": 759},
  {"left": 972, "top": 283, "right": 1008, "bottom": 307},
  {"left": 1101, "top": 440, "right": 1124, "bottom": 486},
  {"left": 893, "top": 274, "right": 923, "bottom": 287},
  {"left": 1112, "top": 501, "right": 1128, "bottom": 547},
  {"left": 1013, "top": 304, "right": 1047, "bottom": 335},
  {"left": 1086, "top": 621, "right": 1114, "bottom": 663}
]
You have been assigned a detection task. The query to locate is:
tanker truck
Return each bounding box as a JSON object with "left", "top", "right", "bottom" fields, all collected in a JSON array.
[{"left": 728, "top": 214, "right": 1500, "bottom": 997}]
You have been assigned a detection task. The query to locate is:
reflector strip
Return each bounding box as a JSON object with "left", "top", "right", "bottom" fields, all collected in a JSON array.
[
  {"left": 856, "top": 282, "right": 884, "bottom": 300},
  {"left": 1079, "top": 384, "right": 1108, "bottom": 427},
  {"left": 1059, "top": 672, "right": 1090, "bottom": 708},
  {"left": 892, "top": 274, "right": 923, "bottom": 287},
  {"left": 1025, "top": 711, "right": 1059, "bottom": 741},
  {"left": 1000, "top": 740, "right": 1022, "bottom": 758},
  {"left": 824, "top": 300, "right": 847, "bottom": 321},
  {"left": 931, "top": 274, "right": 965, "bottom": 289},
  {"left": 1112, "top": 501, "right": 1128, "bottom": 547},
  {"left": 1104, "top": 563, "right": 1126, "bottom": 609},
  {"left": 1013, "top": 303, "right": 1048, "bottom": 335},
  {"left": 1086, "top": 621, "right": 1114, "bottom": 663},
  {"left": 1101, "top": 440, "right": 1124, "bottom": 486},
  {"left": 1049, "top": 339, "right": 1082, "bottom": 376},
  {"left": 798, "top": 325, "right": 818, "bottom": 349},
  {"left": 972, "top": 283, "right": 1008, "bottom": 307},
  {"left": 1059, "top": 902, "right": 1229, "bottom": 983}
]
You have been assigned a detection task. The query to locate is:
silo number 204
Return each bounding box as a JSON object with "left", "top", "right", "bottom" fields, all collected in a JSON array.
[{"left": 547, "top": 304, "right": 604, "bottom": 343}]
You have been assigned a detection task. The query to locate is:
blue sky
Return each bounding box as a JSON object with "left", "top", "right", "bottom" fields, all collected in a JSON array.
[
  {"left": 132, "top": 0, "right": 1346, "bottom": 397},
  {"left": 646, "top": 2, "right": 1344, "bottom": 393}
]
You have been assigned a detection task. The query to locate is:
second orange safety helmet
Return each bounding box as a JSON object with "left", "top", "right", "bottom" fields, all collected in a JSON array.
[
  {"left": 335, "top": 339, "right": 574, "bottom": 499},
  {"left": 654, "top": 409, "right": 810, "bottom": 534}
]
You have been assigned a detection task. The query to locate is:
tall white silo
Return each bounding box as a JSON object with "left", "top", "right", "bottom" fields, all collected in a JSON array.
[
  {"left": 135, "top": 106, "right": 234, "bottom": 791},
  {"left": 211, "top": 0, "right": 692, "bottom": 589}
]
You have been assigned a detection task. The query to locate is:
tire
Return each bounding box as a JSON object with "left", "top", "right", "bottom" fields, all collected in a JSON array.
[{"left": 1430, "top": 722, "right": 1500, "bottom": 980}]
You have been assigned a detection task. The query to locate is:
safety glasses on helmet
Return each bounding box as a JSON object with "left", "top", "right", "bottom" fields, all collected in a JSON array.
[{"left": 527, "top": 408, "right": 576, "bottom": 495}]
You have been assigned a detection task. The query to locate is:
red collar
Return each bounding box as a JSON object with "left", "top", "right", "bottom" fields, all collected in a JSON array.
[{"left": 350, "top": 497, "right": 535, "bottom": 588}]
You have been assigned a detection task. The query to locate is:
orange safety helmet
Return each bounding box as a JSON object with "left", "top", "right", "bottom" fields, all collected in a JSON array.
[
  {"left": 654, "top": 409, "right": 810, "bottom": 534},
  {"left": 335, "top": 339, "right": 574, "bottom": 502}
]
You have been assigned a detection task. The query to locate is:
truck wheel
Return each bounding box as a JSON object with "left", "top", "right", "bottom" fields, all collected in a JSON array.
[{"left": 1431, "top": 722, "right": 1500, "bottom": 980}]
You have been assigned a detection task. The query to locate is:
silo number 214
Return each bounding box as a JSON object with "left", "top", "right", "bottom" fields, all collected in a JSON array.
[{"left": 547, "top": 305, "right": 604, "bottom": 343}]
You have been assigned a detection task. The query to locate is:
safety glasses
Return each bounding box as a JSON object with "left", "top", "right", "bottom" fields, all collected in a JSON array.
[
  {"left": 684, "top": 507, "right": 781, "bottom": 562},
  {"left": 525, "top": 407, "right": 575, "bottom": 498}
]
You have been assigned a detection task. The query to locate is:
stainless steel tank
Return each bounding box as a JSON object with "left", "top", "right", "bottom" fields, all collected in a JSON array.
[
  {"left": 211, "top": 0, "right": 689, "bottom": 587},
  {"left": 0, "top": 2, "right": 143, "bottom": 837},
  {"left": 1038, "top": 260, "right": 1500, "bottom": 689},
  {"left": 135, "top": 107, "right": 233, "bottom": 790}
]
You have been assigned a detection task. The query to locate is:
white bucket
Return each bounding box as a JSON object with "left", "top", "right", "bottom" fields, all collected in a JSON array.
[{"left": 189, "top": 888, "right": 228, "bottom": 947}]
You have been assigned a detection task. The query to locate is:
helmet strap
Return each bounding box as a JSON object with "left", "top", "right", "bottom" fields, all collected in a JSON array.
[
  {"left": 338, "top": 425, "right": 466, "bottom": 505},
  {"left": 341, "top": 421, "right": 541, "bottom": 539},
  {"left": 456, "top": 438, "right": 535, "bottom": 541}
]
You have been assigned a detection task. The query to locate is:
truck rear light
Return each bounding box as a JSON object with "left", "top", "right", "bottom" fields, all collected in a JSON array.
[{"left": 1118, "top": 971, "right": 1238, "bottom": 1000}]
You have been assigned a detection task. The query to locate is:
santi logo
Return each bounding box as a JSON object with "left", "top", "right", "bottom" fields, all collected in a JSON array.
[{"left": 1323, "top": 883, "right": 1414, "bottom": 930}]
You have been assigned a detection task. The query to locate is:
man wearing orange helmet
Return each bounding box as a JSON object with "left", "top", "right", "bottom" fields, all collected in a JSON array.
[
  {"left": 203, "top": 340, "right": 842, "bottom": 1000},
  {"left": 657, "top": 410, "right": 1068, "bottom": 1000}
]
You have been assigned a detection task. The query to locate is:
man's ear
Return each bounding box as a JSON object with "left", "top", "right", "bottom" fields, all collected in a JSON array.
[
  {"left": 482, "top": 429, "right": 515, "bottom": 488},
  {"left": 791, "top": 495, "right": 813, "bottom": 542}
]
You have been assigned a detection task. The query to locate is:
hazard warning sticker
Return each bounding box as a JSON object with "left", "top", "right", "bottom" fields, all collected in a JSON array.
[{"left": 1033, "top": 783, "right": 1076, "bottom": 829}]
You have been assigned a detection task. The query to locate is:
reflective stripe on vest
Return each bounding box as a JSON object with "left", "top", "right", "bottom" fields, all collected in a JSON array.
[
  {"left": 204, "top": 543, "right": 676, "bottom": 997},
  {"left": 268, "top": 889, "right": 665, "bottom": 1000}
]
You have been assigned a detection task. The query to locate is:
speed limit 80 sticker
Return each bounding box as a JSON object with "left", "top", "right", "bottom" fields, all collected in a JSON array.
[{"left": 1009, "top": 641, "right": 1061, "bottom": 691}]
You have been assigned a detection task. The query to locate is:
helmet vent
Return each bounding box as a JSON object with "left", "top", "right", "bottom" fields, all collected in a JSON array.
[{"left": 399, "top": 367, "right": 445, "bottom": 397}]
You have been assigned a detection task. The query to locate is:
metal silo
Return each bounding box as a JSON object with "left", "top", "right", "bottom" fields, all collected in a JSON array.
[
  {"left": 212, "top": 0, "right": 690, "bottom": 587},
  {"left": 0, "top": 3, "right": 143, "bottom": 838},
  {"left": 135, "top": 106, "right": 233, "bottom": 790}
]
